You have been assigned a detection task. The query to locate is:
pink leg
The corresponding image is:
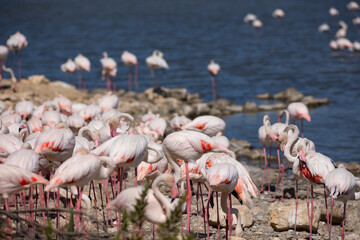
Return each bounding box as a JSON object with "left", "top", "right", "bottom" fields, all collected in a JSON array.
[
  {"left": 301, "top": 120, "right": 304, "bottom": 138},
  {"left": 199, "top": 184, "right": 207, "bottom": 233},
  {"left": 306, "top": 183, "right": 310, "bottom": 220},
  {"left": 216, "top": 192, "right": 220, "bottom": 240},
  {"left": 211, "top": 76, "right": 217, "bottom": 100},
  {"left": 329, "top": 198, "right": 334, "bottom": 240},
  {"left": 294, "top": 178, "right": 298, "bottom": 235},
  {"left": 309, "top": 185, "right": 314, "bottom": 240},
  {"left": 78, "top": 71, "right": 82, "bottom": 89},
  {"left": 91, "top": 181, "right": 98, "bottom": 221},
  {"left": 99, "top": 182, "right": 108, "bottom": 228},
  {"left": 185, "top": 162, "right": 191, "bottom": 233},
  {"left": 39, "top": 185, "right": 46, "bottom": 225},
  {"left": 128, "top": 69, "right": 132, "bottom": 91},
  {"left": 324, "top": 186, "right": 330, "bottom": 234},
  {"left": 18, "top": 51, "right": 22, "bottom": 81},
  {"left": 4, "top": 198, "right": 12, "bottom": 233},
  {"left": 260, "top": 146, "right": 268, "bottom": 193},
  {"left": 206, "top": 187, "right": 211, "bottom": 240},
  {"left": 134, "top": 64, "right": 138, "bottom": 88},
  {"left": 196, "top": 183, "right": 200, "bottom": 239},
  {"left": 270, "top": 148, "right": 282, "bottom": 201},
  {"left": 342, "top": 202, "right": 347, "bottom": 240},
  {"left": 268, "top": 146, "right": 272, "bottom": 192},
  {"left": 229, "top": 194, "right": 232, "bottom": 237}
]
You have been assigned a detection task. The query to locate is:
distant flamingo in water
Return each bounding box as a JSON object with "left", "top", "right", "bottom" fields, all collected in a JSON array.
[
  {"left": 287, "top": 102, "right": 311, "bottom": 137},
  {"left": 74, "top": 54, "right": 91, "bottom": 89},
  {"left": 61, "top": 59, "right": 76, "bottom": 83},
  {"left": 121, "top": 51, "right": 138, "bottom": 91},
  {"left": 207, "top": 60, "right": 220, "bottom": 100},
  {"left": 100, "top": 52, "right": 117, "bottom": 91},
  {"left": 145, "top": 50, "right": 169, "bottom": 87},
  {"left": 6, "top": 31, "right": 27, "bottom": 81},
  {"left": 0, "top": 45, "right": 17, "bottom": 89}
]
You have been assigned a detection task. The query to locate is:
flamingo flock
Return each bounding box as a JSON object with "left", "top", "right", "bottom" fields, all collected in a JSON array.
[{"left": 0, "top": 95, "right": 262, "bottom": 239}]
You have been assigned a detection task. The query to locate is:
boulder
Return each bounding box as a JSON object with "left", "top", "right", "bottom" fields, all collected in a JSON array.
[
  {"left": 193, "top": 103, "right": 210, "bottom": 115},
  {"left": 162, "top": 87, "right": 188, "bottom": 101},
  {"left": 302, "top": 96, "right": 330, "bottom": 108},
  {"left": 256, "top": 92, "right": 272, "bottom": 100},
  {"left": 258, "top": 103, "right": 287, "bottom": 111},
  {"left": 242, "top": 102, "right": 258, "bottom": 112},
  {"left": 209, "top": 203, "right": 254, "bottom": 229},
  {"left": 226, "top": 105, "right": 243, "bottom": 113},
  {"left": 49, "top": 81, "right": 76, "bottom": 89},
  {"left": 28, "top": 75, "right": 50, "bottom": 85},
  {"left": 273, "top": 88, "right": 303, "bottom": 102},
  {"left": 270, "top": 199, "right": 321, "bottom": 232}
]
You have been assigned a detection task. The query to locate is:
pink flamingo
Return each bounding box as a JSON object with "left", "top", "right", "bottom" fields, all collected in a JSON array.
[
  {"left": 97, "top": 92, "right": 119, "bottom": 113},
  {"left": 53, "top": 95, "right": 72, "bottom": 116},
  {"left": 145, "top": 50, "right": 169, "bottom": 87},
  {"left": 298, "top": 144, "right": 334, "bottom": 240},
  {"left": 100, "top": 52, "right": 117, "bottom": 91},
  {"left": 207, "top": 60, "right": 220, "bottom": 100},
  {"left": 61, "top": 59, "right": 76, "bottom": 83},
  {"left": 6, "top": 31, "right": 27, "bottom": 81},
  {"left": 106, "top": 173, "right": 179, "bottom": 233},
  {"left": 170, "top": 113, "right": 191, "bottom": 131},
  {"left": 45, "top": 149, "right": 115, "bottom": 230},
  {"left": 181, "top": 115, "right": 226, "bottom": 137},
  {"left": 325, "top": 164, "right": 360, "bottom": 240},
  {"left": 204, "top": 163, "right": 242, "bottom": 239},
  {"left": 41, "top": 110, "right": 61, "bottom": 128},
  {"left": 147, "top": 116, "right": 167, "bottom": 139},
  {"left": 287, "top": 102, "right": 311, "bottom": 138},
  {"left": 0, "top": 45, "right": 17, "bottom": 89},
  {"left": 34, "top": 123, "right": 75, "bottom": 164},
  {"left": 121, "top": 51, "right": 138, "bottom": 90},
  {"left": 0, "top": 132, "right": 23, "bottom": 159},
  {"left": 15, "top": 99, "right": 34, "bottom": 120},
  {"left": 272, "top": 9, "right": 285, "bottom": 18},
  {"left": 162, "top": 130, "right": 233, "bottom": 233},
  {"left": 74, "top": 54, "right": 91, "bottom": 89}
]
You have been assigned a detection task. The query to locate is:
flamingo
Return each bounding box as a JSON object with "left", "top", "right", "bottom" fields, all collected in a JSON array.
[
  {"left": 337, "top": 38, "right": 354, "bottom": 50},
  {"left": 318, "top": 23, "right": 330, "bottom": 32},
  {"left": 170, "top": 113, "right": 191, "bottom": 131},
  {"left": 68, "top": 114, "right": 85, "bottom": 133},
  {"left": 347, "top": 1, "right": 360, "bottom": 11},
  {"left": 258, "top": 115, "right": 277, "bottom": 193},
  {"left": 137, "top": 157, "right": 168, "bottom": 182},
  {"left": 100, "top": 52, "right": 117, "bottom": 91},
  {"left": 204, "top": 163, "right": 242, "bottom": 239},
  {"left": 325, "top": 164, "right": 360, "bottom": 240},
  {"left": 106, "top": 173, "right": 179, "bottom": 229},
  {"left": 41, "top": 110, "right": 61, "bottom": 128},
  {"left": 287, "top": 102, "right": 311, "bottom": 137},
  {"left": 279, "top": 124, "right": 315, "bottom": 235},
  {"left": 207, "top": 60, "right": 220, "bottom": 100},
  {"left": 298, "top": 143, "right": 335, "bottom": 239},
  {"left": 353, "top": 16, "right": 360, "bottom": 25},
  {"left": 181, "top": 115, "right": 226, "bottom": 137},
  {"left": 45, "top": 149, "right": 115, "bottom": 230},
  {"left": 34, "top": 123, "right": 75, "bottom": 164},
  {"left": 145, "top": 50, "right": 169, "bottom": 87},
  {"left": 162, "top": 130, "right": 233, "bottom": 232},
  {"left": 329, "top": 7, "right": 339, "bottom": 16},
  {"left": 252, "top": 19, "right": 263, "bottom": 28},
  {"left": 6, "top": 31, "right": 27, "bottom": 81},
  {"left": 53, "top": 96, "right": 72, "bottom": 116},
  {"left": 74, "top": 54, "right": 91, "bottom": 89},
  {"left": 78, "top": 125, "right": 101, "bottom": 148},
  {"left": 0, "top": 132, "right": 23, "bottom": 159},
  {"left": 121, "top": 51, "right": 138, "bottom": 90},
  {"left": 336, "top": 21, "right": 348, "bottom": 39},
  {"left": 243, "top": 13, "right": 257, "bottom": 23},
  {"left": 272, "top": 9, "right": 285, "bottom": 18},
  {"left": 61, "top": 59, "right": 76, "bottom": 83},
  {"left": 4, "top": 143, "right": 40, "bottom": 174},
  {"left": 147, "top": 116, "right": 167, "bottom": 139},
  {"left": 15, "top": 99, "right": 34, "bottom": 120},
  {"left": 0, "top": 45, "right": 16, "bottom": 89},
  {"left": 97, "top": 92, "right": 119, "bottom": 113}
]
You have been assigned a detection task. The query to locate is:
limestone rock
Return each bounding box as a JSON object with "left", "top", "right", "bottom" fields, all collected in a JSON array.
[
  {"left": 301, "top": 96, "right": 330, "bottom": 108},
  {"left": 193, "top": 103, "right": 210, "bottom": 115},
  {"left": 243, "top": 102, "right": 258, "bottom": 112},
  {"left": 270, "top": 200, "right": 321, "bottom": 232},
  {"left": 258, "top": 103, "right": 287, "bottom": 111},
  {"left": 273, "top": 88, "right": 303, "bottom": 102},
  {"left": 49, "top": 81, "right": 76, "bottom": 89},
  {"left": 226, "top": 105, "right": 243, "bottom": 113},
  {"left": 28, "top": 75, "right": 50, "bottom": 84},
  {"left": 256, "top": 92, "right": 272, "bottom": 100},
  {"left": 162, "top": 87, "right": 188, "bottom": 101},
  {"left": 209, "top": 204, "right": 254, "bottom": 229}
]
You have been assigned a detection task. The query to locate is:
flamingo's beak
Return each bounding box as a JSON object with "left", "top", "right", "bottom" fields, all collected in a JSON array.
[
  {"left": 303, "top": 114, "right": 311, "bottom": 122},
  {"left": 299, "top": 150, "right": 306, "bottom": 162},
  {"left": 270, "top": 134, "right": 279, "bottom": 140},
  {"left": 94, "top": 136, "right": 100, "bottom": 148},
  {"left": 171, "top": 183, "right": 179, "bottom": 198}
]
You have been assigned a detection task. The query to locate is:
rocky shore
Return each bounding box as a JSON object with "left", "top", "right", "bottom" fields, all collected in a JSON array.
[{"left": 1, "top": 75, "right": 359, "bottom": 239}]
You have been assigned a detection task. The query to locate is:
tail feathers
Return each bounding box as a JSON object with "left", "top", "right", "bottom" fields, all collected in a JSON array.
[{"left": 30, "top": 174, "right": 49, "bottom": 186}]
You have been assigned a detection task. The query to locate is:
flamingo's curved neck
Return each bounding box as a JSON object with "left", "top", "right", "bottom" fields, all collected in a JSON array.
[
  {"left": 98, "top": 156, "right": 115, "bottom": 179},
  {"left": 146, "top": 142, "right": 164, "bottom": 163},
  {"left": 284, "top": 126, "right": 299, "bottom": 163},
  {"left": 152, "top": 176, "right": 172, "bottom": 218},
  {"left": 163, "top": 148, "right": 181, "bottom": 184}
]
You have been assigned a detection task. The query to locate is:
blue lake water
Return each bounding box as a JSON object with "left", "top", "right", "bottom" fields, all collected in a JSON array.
[{"left": 1, "top": 0, "right": 360, "bottom": 163}]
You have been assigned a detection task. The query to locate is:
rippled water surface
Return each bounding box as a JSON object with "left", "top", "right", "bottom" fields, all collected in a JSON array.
[{"left": 1, "top": 0, "right": 360, "bottom": 162}]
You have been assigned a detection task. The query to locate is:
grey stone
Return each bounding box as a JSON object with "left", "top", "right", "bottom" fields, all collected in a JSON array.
[
  {"left": 243, "top": 102, "right": 258, "bottom": 112},
  {"left": 273, "top": 88, "right": 303, "bottom": 102}
]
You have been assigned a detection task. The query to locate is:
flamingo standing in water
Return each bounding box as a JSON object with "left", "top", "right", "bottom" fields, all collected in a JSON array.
[
  {"left": 162, "top": 130, "right": 233, "bottom": 233},
  {"left": 287, "top": 102, "right": 311, "bottom": 137},
  {"left": 329, "top": 7, "right": 339, "bottom": 16},
  {"left": 6, "top": 31, "right": 27, "bottom": 81},
  {"left": 100, "top": 52, "right": 117, "bottom": 91},
  {"left": 272, "top": 9, "right": 285, "bottom": 18},
  {"left": 61, "top": 59, "right": 76, "bottom": 83},
  {"left": 325, "top": 164, "right": 360, "bottom": 240},
  {"left": 145, "top": 50, "right": 169, "bottom": 87},
  {"left": 207, "top": 60, "right": 220, "bottom": 100},
  {"left": 74, "top": 54, "right": 91, "bottom": 89},
  {"left": 0, "top": 45, "right": 16, "bottom": 89},
  {"left": 121, "top": 51, "right": 138, "bottom": 90}
]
